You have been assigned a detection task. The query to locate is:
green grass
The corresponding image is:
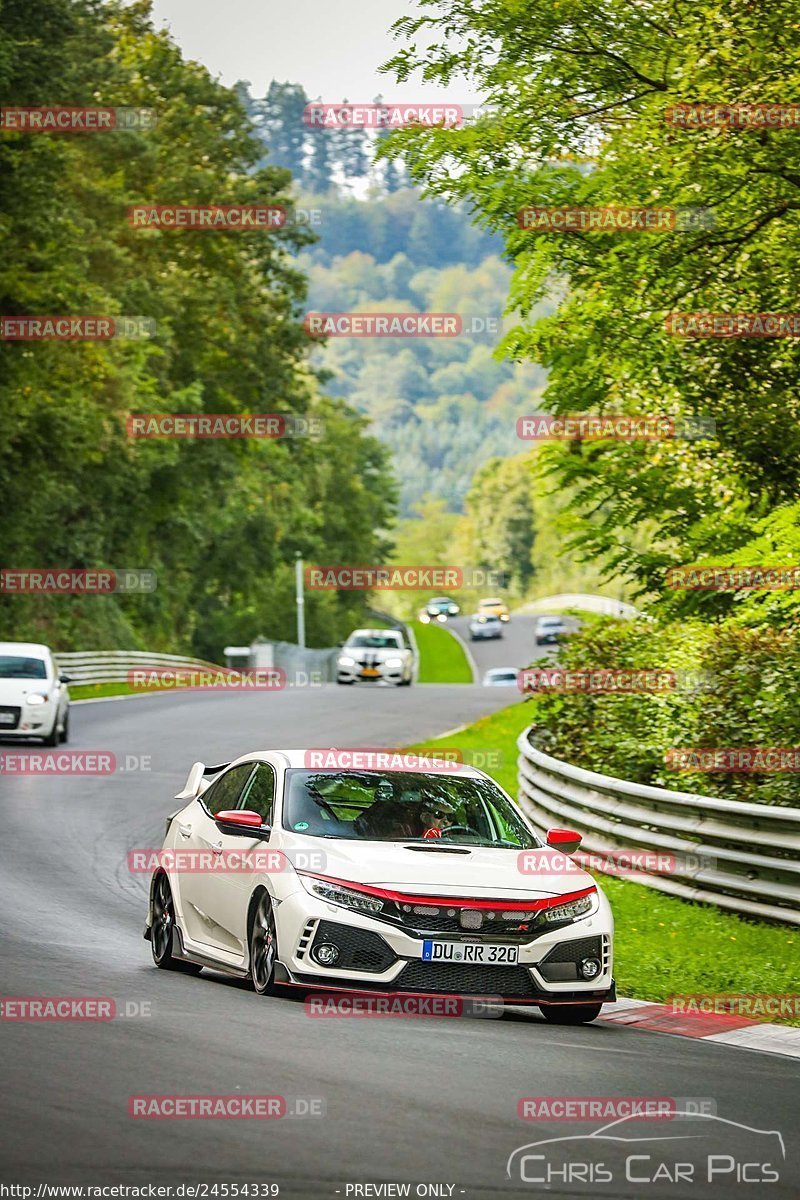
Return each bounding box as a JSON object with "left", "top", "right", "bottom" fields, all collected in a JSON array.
[
  {"left": 411, "top": 619, "right": 474, "bottom": 683},
  {"left": 405, "top": 701, "right": 800, "bottom": 1024},
  {"left": 69, "top": 681, "right": 166, "bottom": 700}
]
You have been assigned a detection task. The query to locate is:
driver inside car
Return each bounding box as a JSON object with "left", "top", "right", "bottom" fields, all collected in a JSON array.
[{"left": 419, "top": 795, "right": 457, "bottom": 839}]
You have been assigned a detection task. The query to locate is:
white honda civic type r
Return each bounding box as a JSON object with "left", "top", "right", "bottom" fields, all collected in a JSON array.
[{"left": 145, "top": 750, "right": 615, "bottom": 1023}]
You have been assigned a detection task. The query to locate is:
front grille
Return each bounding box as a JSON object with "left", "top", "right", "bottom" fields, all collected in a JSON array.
[
  {"left": 0, "top": 706, "right": 21, "bottom": 730},
  {"left": 311, "top": 921, "right": 396, "bottom": 973},
  {"left": 537, "top": 936, "right": 605, "bottom": 982},
  {"left": 395, "top": 908, "right": 540, "bottom": 940},
  {"left": 396, "top": 961, "right": 537, "bottom": 997}
]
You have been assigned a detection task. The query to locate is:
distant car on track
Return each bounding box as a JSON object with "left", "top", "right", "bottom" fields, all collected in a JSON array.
[
  {"left": 418, "top": 596, "right": 460, "bottom": 623},
  {"left": 469, "top": 613, "right": 504, "bottom": 641},
  {"left": 477, "top": 597, "right": 510, "bottom": 623},
  {"left": 336, "top": 628, "right": 414, "bottom": 686},
  {"left": 535, "top": 615, "right": 567, "bottom": 645},
  {"left": 482, "top": 667, "right": 520, "bottom": 687},
  {"left": 0, "top": 641, "right": 71, "bottom": 746},
  {"left": 145, "top": 750, "right": 615, "bottom": 1022}
]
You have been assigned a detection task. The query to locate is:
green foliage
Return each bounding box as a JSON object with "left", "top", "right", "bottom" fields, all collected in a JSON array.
[
  {"left": 0, "top": 0, "right": 396, "bottom": 655},
  {"left": 525, "top": 615, "right": 800, "bottom": 805}
]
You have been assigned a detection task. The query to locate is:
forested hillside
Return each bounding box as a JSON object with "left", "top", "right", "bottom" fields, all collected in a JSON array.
[
  {"left": 240, "top": 82, "right": 549, "bottom": 514},
  {"left": 0, "top": 1, "right": 395, "bottom": 657}
]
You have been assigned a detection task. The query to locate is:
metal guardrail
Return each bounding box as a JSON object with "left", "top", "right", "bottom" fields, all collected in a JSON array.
[
  {"left": 517, "top": 726, "right": 800, "bottom": 925},
  {"left": 55, "top": 650, "right": 222, "bottom": 686}
]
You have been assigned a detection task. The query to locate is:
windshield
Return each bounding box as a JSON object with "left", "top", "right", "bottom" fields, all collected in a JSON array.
[
  {"left": 0, "top": 655, "right": 47, "bottom": 680},
  {"left": 346, "top": 634, "right": 402, "bottom": 649},
  {"left": 282, "top": 770, "right": 539, "bottom": 847}
]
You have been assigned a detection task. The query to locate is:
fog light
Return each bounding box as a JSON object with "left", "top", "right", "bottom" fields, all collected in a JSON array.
[
  {"left": 579, "top": 957, "right": 601, "bottom": 980},
  {"left": 312, "top": 943, "right": 340, "bottom": 967}
]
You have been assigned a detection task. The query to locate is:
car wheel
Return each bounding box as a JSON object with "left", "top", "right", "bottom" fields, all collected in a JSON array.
[
  {"left": 42, "top": 718, "right": 59, "bottom": 747},
  {"left": 59, "top": 710, "right": 69, "bottom": 744},
  {"left": 337, "top": 678, "right": 354, "bottom": 685},
  {"left": 539, "top": 1003, "right": 603, "bottom": 1025},
  {"left": 151, "top": 873, "right": 202, "bottom": 973},
  {"left": 249, "top": 891, "right": 279, "bottom": 996}
]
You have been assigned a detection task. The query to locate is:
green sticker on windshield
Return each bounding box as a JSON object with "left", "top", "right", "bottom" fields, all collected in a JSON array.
[{"left": 294, "top": 821, "right": 309, "bottom": 830}]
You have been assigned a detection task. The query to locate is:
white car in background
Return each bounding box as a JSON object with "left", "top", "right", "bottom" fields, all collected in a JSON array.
[
  {"left": 145, "top": 750, "right": 615, "bottom": 1023},
  {"left": 469, "top": 613, "right": 504, "bottom": 641},
  {"left": 535, "top": 615, "right": 568, "bottom": 645},
  {"left": 482, "top": 667, "right": 520, "bottom": 687},
  {"left": 0, "top": 641, "right": 71, "bottom": 745},
  {"left": 336, "top": 628, "right": 414, "bottom": 686}
]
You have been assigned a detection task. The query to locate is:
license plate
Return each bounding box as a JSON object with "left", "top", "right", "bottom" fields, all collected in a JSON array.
[
  {"left": 421, "top": 940, "right": 518, "bottom": 965},
  {"left": 360, "top": 667, "right": 380, "bottom": 677},
  {"left": 0, "top": 713, "right": 16, "bottom": 725}
]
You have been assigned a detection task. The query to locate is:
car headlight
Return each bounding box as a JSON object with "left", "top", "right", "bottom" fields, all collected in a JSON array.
[
  {"left": 300, "top": 874, "right": 385, "bottom": 914},
  {"left": 541, "top": 891, "right": 597, "bottom": 924},
  {"left": 338, "top": 655, "right": 355, "bottom": 667},
  {"left": 26, "top": 693, "right": 48, "bottom": 705},
  {"left": 384, "top": 657, "right": 403, "bottom": 668}
]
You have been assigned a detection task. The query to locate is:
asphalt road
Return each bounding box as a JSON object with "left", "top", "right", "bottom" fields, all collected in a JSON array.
[
  {"left": 448, "top": 613, "right": 569, "bottom": 677},
  {"left": 0, "top": 684, "right": 797, "bottom": 1197}
]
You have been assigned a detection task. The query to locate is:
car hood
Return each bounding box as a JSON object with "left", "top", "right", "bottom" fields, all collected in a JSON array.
[
  {"left": 0, "top": 680, "right": 49, "bottom": 704},
  {"left": 342, "top": 646, "right": 407, "bottom": 660},
  {"left": 281, "top": 836, "right": 591, "bottom": 900}
]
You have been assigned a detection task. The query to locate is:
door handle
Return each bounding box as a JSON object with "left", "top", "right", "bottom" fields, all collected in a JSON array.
[
  {"left": 178, "top": 823, "right": 192, "bottom": 839},
  {"left": 211, "top": 841, "right": 224, "bottom": 855}
]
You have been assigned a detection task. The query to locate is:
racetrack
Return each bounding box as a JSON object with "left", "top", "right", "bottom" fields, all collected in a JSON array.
[
  {"left": 447, "top": 613, "right": 579, "bottom": 678},
  {"left": 0, "top": 685, "right": 797, "bottom": 1197}
]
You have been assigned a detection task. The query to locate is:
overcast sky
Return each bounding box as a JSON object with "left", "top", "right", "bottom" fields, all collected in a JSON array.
[{"left": 149, "top": 0, "right": 478, "bottom": 102}]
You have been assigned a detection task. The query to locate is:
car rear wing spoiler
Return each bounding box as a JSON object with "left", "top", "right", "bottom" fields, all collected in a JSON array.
[{"left": 174, "top": 761, "right": 230, "bottom": 801}]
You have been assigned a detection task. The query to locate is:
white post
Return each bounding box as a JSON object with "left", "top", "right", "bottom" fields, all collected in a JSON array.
[{"left": 295, "top": 553, "right": 306, "bottom": 648}]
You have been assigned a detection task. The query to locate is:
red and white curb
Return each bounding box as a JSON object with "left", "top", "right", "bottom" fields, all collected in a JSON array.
[{"left": 598, "top": 997, "right": 800, "bottom": 1059}]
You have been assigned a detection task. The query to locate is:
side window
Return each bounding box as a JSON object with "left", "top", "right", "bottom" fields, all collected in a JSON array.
[
  {"left": 239, "top": 763, "right": 275, "bottom": 825},
  {"left": 202, "top": 764, "right": 256, "bottom": 816}
]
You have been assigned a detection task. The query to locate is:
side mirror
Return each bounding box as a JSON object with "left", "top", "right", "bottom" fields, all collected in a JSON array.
[
  {"left": 546, "top": 828, "right": 582, "bottom": 854},
  {"left": 59, "top": 673, "right": 72, "bottom": 684},
  {"left": 215, "top": 809, "right": 270, "bottom": 837}
]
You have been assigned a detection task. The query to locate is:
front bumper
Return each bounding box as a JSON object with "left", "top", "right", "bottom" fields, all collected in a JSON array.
[
  {"left": 0, "top": 702, "right": 57, "bottom": 737},
  {"left": 273, "top": 890, "right": 614, "bottom": 1006},
  {"left": 337, "top": 663, "right": 406, "bottom": 683}
]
